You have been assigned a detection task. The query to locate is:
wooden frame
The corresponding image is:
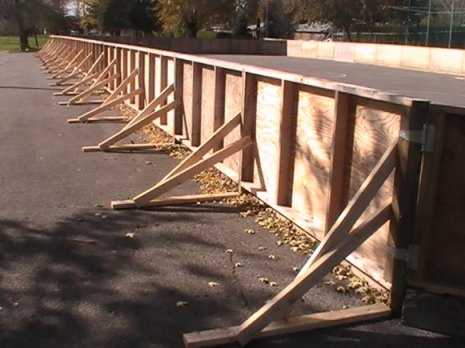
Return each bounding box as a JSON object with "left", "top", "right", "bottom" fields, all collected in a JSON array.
[
  {"left": 59, "top": 58, "right": 118, "bottom": 106},
  {"left": 111, "top": 112, "right": 250, "bottom": 210},
  {"left": 53, "top": 53, "right": 105, "bottom": 96},
  {"left": 183, "top": 141, "right": 397, "bottom": 347},
  {"left": 82, "top": 84, "right": 177, "bottom": 152},
  {"left": 67, "top": 67, "right": 143, "bottom": 123}
]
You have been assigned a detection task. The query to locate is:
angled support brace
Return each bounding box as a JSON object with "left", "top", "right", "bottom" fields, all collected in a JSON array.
[
  {"left": 53, "top": 52, "right": 93, "bottom": 86},
  {"left": 82, "top": 83, "right": 176, "bottom": 152},
  {"left": 67, "top": 67, "right": 143, "bottom": 123},
  {"left": 49, "top": 49, "right": 84, "bottom": 79},
  {"left": 54, "top": 53, "right": 105, "bottom": 95},
  {"left": 182, "top": 140, "right": 398, "bottom": 347},
  {"left": 111, "top": 112, "right": 248, "bottom": 210},
  {"left": 60, "top": 59, "right": 118, "bottom": 106}
]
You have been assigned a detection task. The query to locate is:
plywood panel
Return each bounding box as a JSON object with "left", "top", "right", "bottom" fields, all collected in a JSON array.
[
  {"left": 426, "top": 115, "right": 465, "bottom": 287},
  {"left": 343, "top": 105, "right": 400, "bottom": 285},
  {"left": 182, "top": 62, "right": 193, "bottom": 140},
  {"left": 223, "top": 71, "right": 243, "bottom": 175},
  {"left": 291, "top": 87, "right": 335, "bottom": 234},
  {"left": 253, "top": 78, "right": 282, "bottom": 196},
  {"left": 200, "top": 66, "right": 215, "bottom": 144}
]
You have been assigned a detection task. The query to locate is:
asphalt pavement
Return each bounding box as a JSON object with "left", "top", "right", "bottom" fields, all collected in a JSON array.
[{"left": 0, "top": 52, "right": 464, "bottom": 348}]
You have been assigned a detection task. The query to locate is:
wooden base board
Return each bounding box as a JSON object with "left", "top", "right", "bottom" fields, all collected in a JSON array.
[
  {"left": 183, "top": 304, "right": 390, "bottom": 348},
  {"left": 111, "top": 192, "right": 239, "bottom": 210},
  {"left": 67, "top": 116, "right": 127, "bottom": 124},
  {"left": 59, "top": 100, "right": 103, "bottom": 106},
  {"left": 53, "top": 91, "right": 80, "bottom": 96},
  {"left": 82, "top": 143, "right": 167, "bottom": 152}
]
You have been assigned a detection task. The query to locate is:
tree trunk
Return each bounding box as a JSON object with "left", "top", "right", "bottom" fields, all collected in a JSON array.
[{"left": 14, "top": 0, "right": 29, "bottom": 51}]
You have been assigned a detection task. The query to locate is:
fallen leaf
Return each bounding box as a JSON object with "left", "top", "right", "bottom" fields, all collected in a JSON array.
[
  {"left": 336, "top": 286, "right": 348, "bottom": 294},
  {"left": 268, "top": 254, "right": 277, "bottom": 260},
  {"left": 258, "top": 246, "right": 266, "bottom": 251},
  {"left": 244, "top": 228, "right": 255, "bottom": 235},
  {"left": 269, "top": 281, "right": 279, "bottom": 287},
  {"left": 234, "top": 262, "right": 243, "bottom": 268},
  {"left": 176, "top": 301, "right": 188, "bottom": 308},
  {"left": 125, "top": 233, "right": 135, "bottom": 239},
  {"left": 258, "top": 277, "right": 269, "bottom": 284},
  {"left": 208, "top": 282, "right": 220, "bottom": 288},
  {"left": 225, "top": 249, "right": 233, "bottom": 254}
]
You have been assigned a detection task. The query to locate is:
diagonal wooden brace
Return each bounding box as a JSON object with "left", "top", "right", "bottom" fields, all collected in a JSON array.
[
  {"left": 98, "top": 101, "right": 177, "bottom": 150},
  {"left": 132, "top": 136, "right": 253, "bottom": 207},
  {"left": 234, "top": 201, "right": 393, "bottom": 345},
  {"left": 299, "top": 140, "right": 397, "bottom": 274}
]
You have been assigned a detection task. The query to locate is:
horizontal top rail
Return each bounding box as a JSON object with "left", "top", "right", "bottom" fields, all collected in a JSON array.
[{"left": 51, "top": 35, "right": 420, "bottom": 108}]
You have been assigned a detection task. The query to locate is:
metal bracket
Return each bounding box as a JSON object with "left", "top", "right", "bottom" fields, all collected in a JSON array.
[
  {"left": 386, "top": 244, "right": 420, "bottom": 270},
  {"left": 399, "top": 124, "right": 435, "bottom": 152}
]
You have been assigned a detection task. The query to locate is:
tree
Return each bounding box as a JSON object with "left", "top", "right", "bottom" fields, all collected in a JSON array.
[
  {"left": 156, "top": 0, "right": 234, "bottom": 37},
  {"left": 80, "top": 0, "right": 158, "bottom": 35},
  {"left": 258, "top": 0, "right": 295, "bottom": 38},
  {"left": 0, "top": 0, "right": 66, "bottom": 51}
]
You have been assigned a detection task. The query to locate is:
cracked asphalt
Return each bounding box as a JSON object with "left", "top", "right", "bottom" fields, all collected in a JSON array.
[{"left": 0, "top": 52, "right": 464, "bottom": 348}]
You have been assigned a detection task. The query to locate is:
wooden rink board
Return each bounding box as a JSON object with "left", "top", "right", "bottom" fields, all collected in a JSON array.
[
  {"left": 424, "top": 114, "right": 465, "bottom": 287},
  {"left": 343, "top": 104, "right": 401, "bottom": 286},
  {"left": 200, "top": 66, "right": 215, "bottom": 145},
  {"left": 222, "top": 71, "right": 242, "bottom": 175},
  {"left": 48, "top": 35, "right": 457, "bottom": 294},
  {"left": 254, "top": 77, "right": 282, "bottom": 195},
  {"left": 291, "top": 86, "right": 335, "bottom": 236}
]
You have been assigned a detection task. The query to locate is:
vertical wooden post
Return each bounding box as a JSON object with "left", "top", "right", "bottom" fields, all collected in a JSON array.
[
  {"left": 276, "top": 80, "right": 298, "bottom": 206},
  {"left": 137, "top": 51, "right": 145, "bottom": 110},
  {"left": 160, "top": 56, "right": 169, "bottom": 125},
  {"left": 386, "top": 100, "right": 429, "bottom": 315},
  {"left": 191, "top": 62, "right": 202, "bottom": 147},
  {"left": 410, "top": 110, "right": 445, "bottom": 283},
  {"left": 121, "top": 49, "right": 128, "bottom": 92},
  {"left": 174, "top": 58, "right": 184, "bottom": 136},
  {"left": 325, "top": 91, "right": 354, "bottom": 232},
  {"left": 213, "top": 67, "right": 226, "bottom": 152},
  {"left": 241, "top": 72, "right": 257, "bottom": 182},
  {"left": 145, "top": 53, "right": 155, "bottom": 105},
  {"left": 129, "top": 50, "right": 136, "bottom": 104},
  {"left": 115, "top": 48, "right": 122, "bottom": 87}
]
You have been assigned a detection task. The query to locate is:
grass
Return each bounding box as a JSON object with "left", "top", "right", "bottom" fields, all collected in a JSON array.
[{"left": 0, "top": 35, "right": 49, "bottom": 52}]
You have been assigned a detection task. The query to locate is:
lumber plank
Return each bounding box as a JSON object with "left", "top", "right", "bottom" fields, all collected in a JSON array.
[
  {"left": 68, "top": 73, "right": 119, "bottom": 104},
  {"left": 98, "top": 101, "right": 177, "bottom": 149},
  {"left": 213, "top": 67, "right": 226, "bottom": 151},
  {"left": 124, "top": 83, "right": 174, "bottom": 129},
  {"left": 387, "top": 100, "right": 429, "bottom": 315},
  {"left": 68, "top": 116, "right": 127, "bottom": 124},
  {"left": 191, "top": 62, "right": 202, "bottom": 146},
  {"left": 111, "top": 192, "right": 239, "bottom": 210},
  {"left": 82, "top": 143, "right": 160, "bottom": 152},
  {"left": 276, "top": 80, "right": 298, "bottom": 206},
  {"left": 183, "top": 303, "right": 390, "bottom": 348},
  {"left": 72, "top": 88, "right": 143, "bottom": 122},
  {"left": 133, "top": 136, "right": 252, "bottom": 206},
  {"left": 59, "top": 100, "right": 104, "bottom": 106},
  {"left": 325, "top": 91, "right": 353, "bottom": 232},
  {"left": 240, "top": 72, "right": 257, "bottom": 182},
  {"left": 104, "top": 68, "right": 139, "bottom": 104},
  {"left": 410, "top": 111, "right": 445, "bottom": 283},
  {"left": 160, "top": 112, "right": 242, "bottom": 183},
  {"left": 174, "top": 59, "right": 184, "bottom": 135},
  {"left": 54, "top": 72, "right": 98, "bottom": 96},
  {"left": 235, "top": 202, "right": 392, "bottom": 345}
]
